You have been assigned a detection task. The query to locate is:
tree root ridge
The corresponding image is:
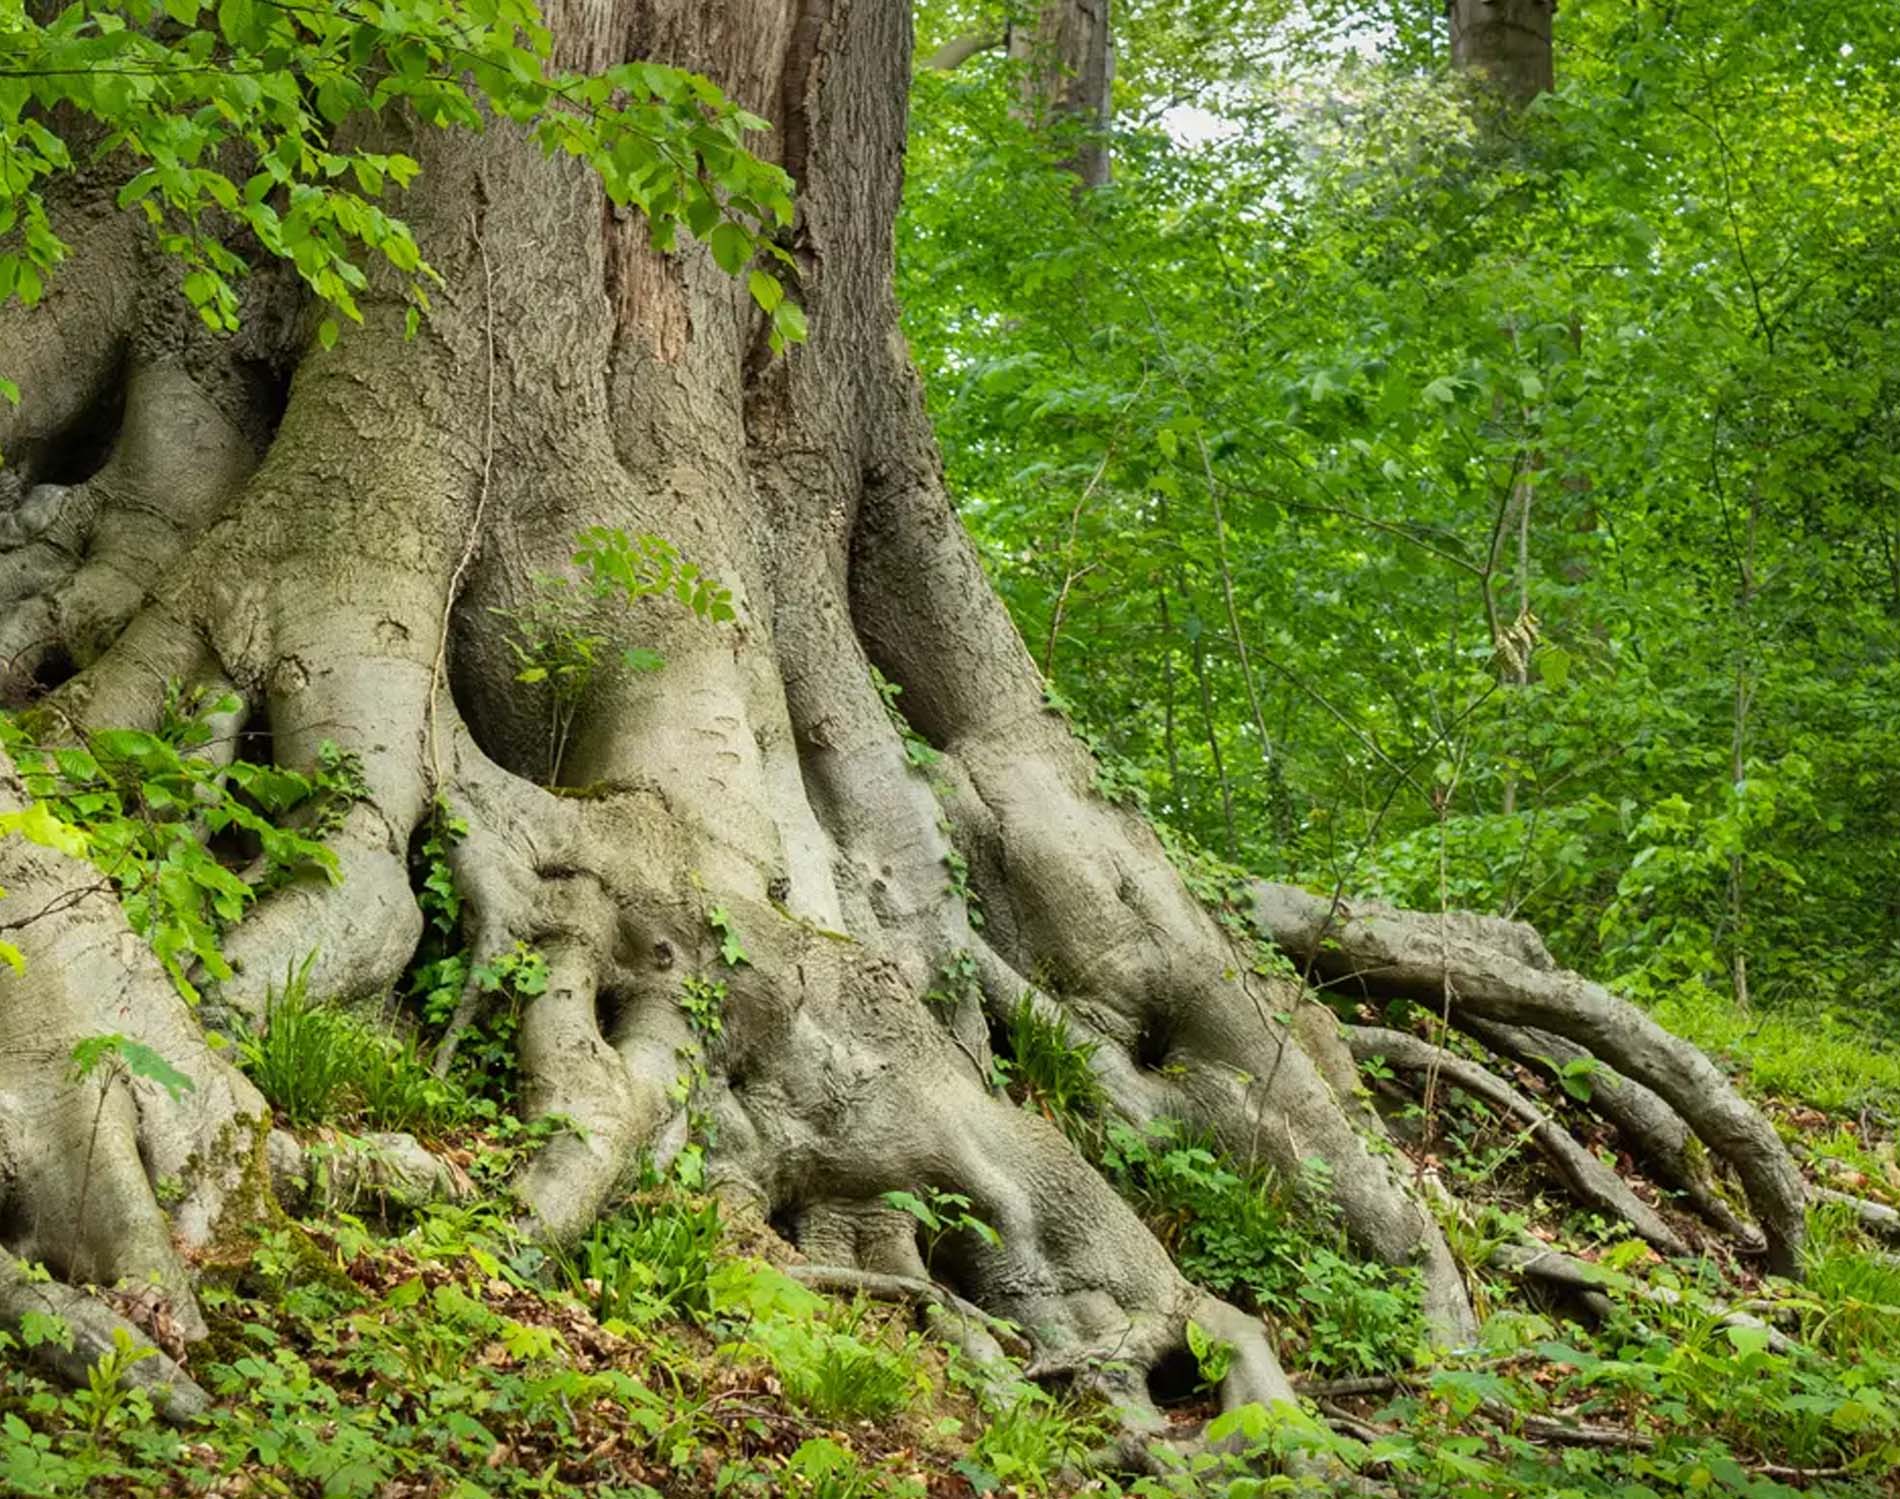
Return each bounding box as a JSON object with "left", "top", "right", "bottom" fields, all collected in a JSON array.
[
  {"left": 784, "top": 1264, "right": 1031, "bottom": 1357},
  {"left": 0, "top": 1255, "right": 208, "bottom": 1424}
]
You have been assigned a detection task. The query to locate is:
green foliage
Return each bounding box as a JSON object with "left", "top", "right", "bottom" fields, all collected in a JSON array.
[
  {"left": 707, "top": 903, "right": 749, "bottom": 967},
  {"left": 924, "top": 948, "right": 981, "bottom": 1014},
  {"left": 492, "top": 530, "right": 735, "bottom": 784},
  {"left": 0, "top": 688, "right": 358, "bottom": 999},
  {"left": 1653, "top": 981, "right": 1900, "bottom": 1116},
  {"left": 492, "top": 576, "right": 632, "bottom": 785},
  {"left": 735, "top": 1304, "right": 926, "bottom": 1424},
  {"left": 0, "top": 0, "right": 798, "bottom": 357},
  {"left": 902, "top": 0, "right": 1900, "bottom": 1029},
  {"left": 678, "top": 972, "right": 727, "bottom": 1038},
  {"left": 871, "top": 665, "right": 942, "bottom": 772},
  {"left": 566, "top": 1193, "right": 722, "bottom": 1327},
  {"left": 398, "top": 805, "right": 550, "bottom": 1109},
  {"left": 953, "top": 1385, "right": 1108, "bottom": 1497},
  {"left": 880, "top": 1185, "right": 1002, "bottom": 1271},
  {"left": 238, "top": 953, "right": 471, "bottom": 1134},
  {"left": 67, "top": 1032, "right": 193, "bottom": 1103},
  {"left": 1182, "top": 1318, "right": 1232, "bottom": 1392},
  {"left": 0, "top": 1179, "right": 991, "bottom": 1497},
  {"left": 574, "top": 526, "right": 737, "bottom": 623},
  {"left": 1100, "top": 1116, "right": 1425, "bottom": 1378},
  {"left": 997, "top": 992, "right": 1107, "bottom": 1144}
]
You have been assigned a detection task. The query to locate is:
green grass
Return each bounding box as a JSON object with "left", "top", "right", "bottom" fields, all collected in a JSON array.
[
  {"left": 1101, "top": 1116, "right": 1428, "bottom": 1378},
  {"left": 1800, "top": 1203, "right": 1900, "bottom": 1360},
  {"left": 238, "top": 957, "right": 472, "bottom": 1136},
  {"left": 565, "top": 1193, "right": 723, "bottom": 1327},
  {"left": 1653, "top": 982, "right": 1900, "bottom": 1115},
  {"left": 997, "top": 993, "right": 1107, "bottom": 1145}
]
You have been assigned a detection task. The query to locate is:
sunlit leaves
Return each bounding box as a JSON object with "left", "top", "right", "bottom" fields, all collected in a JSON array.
[
  {"left": 0, "top": 0, "right": 802, "bottom": 345},
  {"left": 0, "top": 694, "right": 361, "bottom": 1001}
]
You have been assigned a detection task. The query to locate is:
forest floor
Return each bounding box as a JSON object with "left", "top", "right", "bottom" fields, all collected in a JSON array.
[{"left": 3, "top": 981, "right": 1898, "bottom": 1499}]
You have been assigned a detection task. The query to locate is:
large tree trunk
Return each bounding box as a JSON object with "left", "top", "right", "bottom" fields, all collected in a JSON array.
[{"left": 0, "top": 0, "right": 1806, "bottom": 1443}]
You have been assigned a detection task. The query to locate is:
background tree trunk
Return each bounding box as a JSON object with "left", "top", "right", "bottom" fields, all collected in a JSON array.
[
  {"left": 1010, "top": 0, "right": 1113, "bottom": 188},
  {"left": 1448, "top": 0, "right": 1554, "bottom": 104}
]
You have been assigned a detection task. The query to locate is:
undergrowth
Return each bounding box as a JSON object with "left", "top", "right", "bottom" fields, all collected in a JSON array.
[
  {"left": 239, "top": 954, "right": 475, "bottom": 1137},
  {"left": 6, "top": 1167, "right": 1896, "bottom": 1497}
]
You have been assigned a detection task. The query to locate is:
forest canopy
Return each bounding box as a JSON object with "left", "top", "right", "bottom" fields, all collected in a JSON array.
[{"left": 902, "top": 0, "right": 1900, "bottom": 1030}]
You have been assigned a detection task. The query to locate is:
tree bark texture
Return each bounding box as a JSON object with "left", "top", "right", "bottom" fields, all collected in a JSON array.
[{"left": 1009, "top": 0, "right": 1113, "bottom": 189}]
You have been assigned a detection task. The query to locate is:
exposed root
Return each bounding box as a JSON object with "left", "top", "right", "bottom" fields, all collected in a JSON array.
[
  {"left": 0, "top": 19, "right": 1844, "bottom": 1475},
  {"left": 849, "top": 443, "right": 1480, "bottom": 1346},
  {"left": 1810, "top": 1186, "right": 1900, "bottom": 1243},
  {"left": 0, "top": 764, "right": 277, "bottom": 1392},
  {"left": 784, "top": 1263, "right": 1031, "bottom": 1357},
  {"left": 0, "top": 1254, "right": 207, "bottom": 1423},
  {"left": 1251, "top": 881, "right": 1806, "bottom": 1274},
  {"left": 288, "top": 1131, "right": 473, "bottom": 1220},
  {"left": 1454, "top": 1014, "right": 1761, "bottom": 1246},
  {"left": 1347, "top": 1023, "right": 1689, "bottom": 1255},
  {"left": 1488, "top": 1242, "right": 1797, "bottom": 1356}
]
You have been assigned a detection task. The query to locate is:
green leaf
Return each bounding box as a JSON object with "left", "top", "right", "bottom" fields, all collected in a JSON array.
[
  {"left": 771, "top": 299, "right": 807, "bottom": 345},
  {"left": 747, "top": 268, "right": 783, "bottom": 314},
  {"left": 1724, "top": 1323, "right": 1771, "bottom": 1359},
  {"left": 1540, "top": 645, "right": 1570, "bottom": 690},
  {"left": 0, "top": 800, "right": 89, "bottom": 858},
  {"left": 69, "top": 1034, "right": 194, "bottom": 1102},
  {"left": 708, "top": 221, "right": 750, "bottom": 276}
]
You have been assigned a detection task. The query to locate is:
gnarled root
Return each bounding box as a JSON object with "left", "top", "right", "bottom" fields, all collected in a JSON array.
[
  {"left": 847, "top": 431, "right": 1480, "bottom": 1348},
  {"left": 0, "top": 1254, "right": 207, "bottom": 1423},
  {"left": 1251, "top": 882, "right": 1806, "bottom": 1274},
  {"left": 1346, "top": 1024, "right": 1688, "bottom": 1256},
  {"left": 0, "top": 771, "right": 276, "bottom": 1415},
  {"left": 1454, "top": 1015, "right": 1761, "bottom": 1247}
]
